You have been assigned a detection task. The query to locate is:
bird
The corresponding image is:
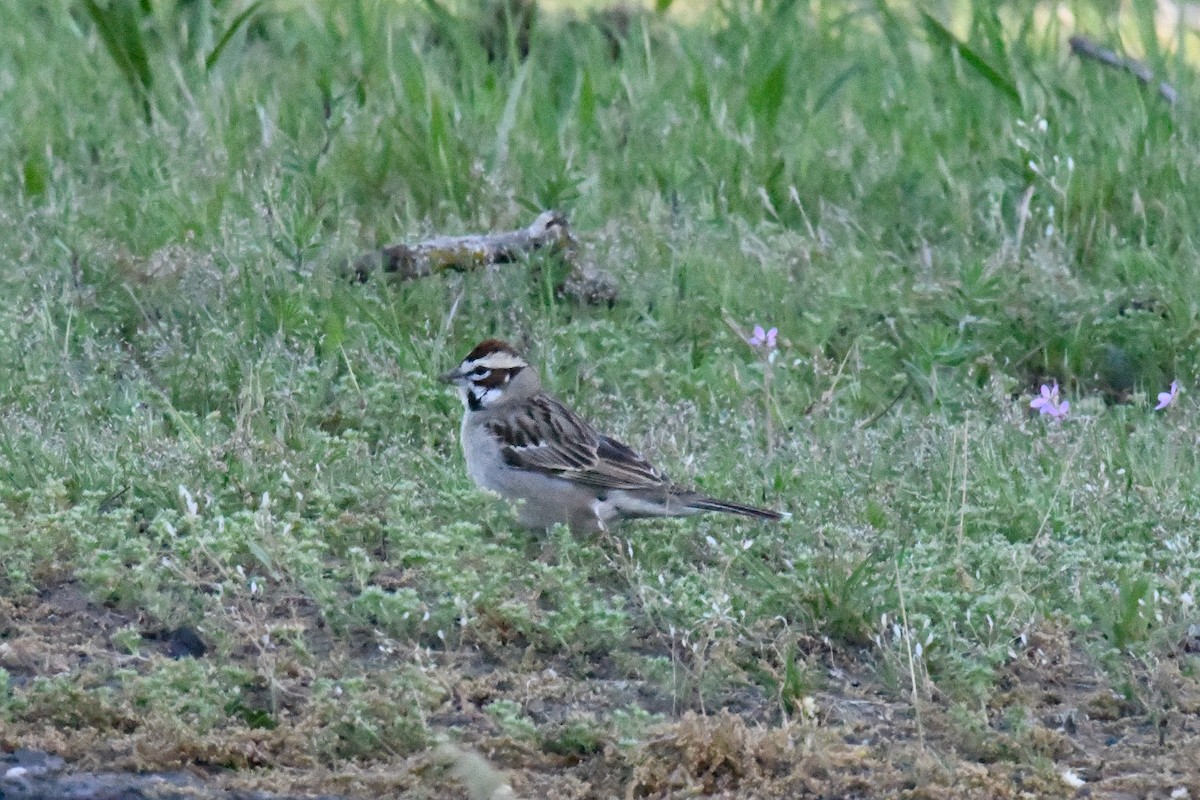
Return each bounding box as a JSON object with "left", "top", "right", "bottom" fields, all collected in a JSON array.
[{"left": 439, "top": 338, "right": 783, "bottom": 534}]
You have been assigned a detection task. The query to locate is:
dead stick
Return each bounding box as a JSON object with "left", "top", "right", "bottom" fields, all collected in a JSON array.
[
  {"left": 351, "top": 210, "right": 573, "bottom": 282},
  {"left": 1069, "top": 34, "right": 1178, "bottom": 105}
]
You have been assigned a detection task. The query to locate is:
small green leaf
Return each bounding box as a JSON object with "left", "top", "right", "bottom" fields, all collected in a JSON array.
[
  {"left": 865, "top": 498, "right": 888, "bottom": 530},
  {"left": 246, "top": 541, "right": 281, "bottom": 581},
  {"left": 748, "top": 53, "right": 790, "bottom": 130},
  {"left": 22, "top": 153, "right": 48, "bottom": 197},
  {"left": 781, "top": 648, "right": 807, "bottom": 709},
  {"left": 577, "top": 69, "right": 596, "bottom": 134}
]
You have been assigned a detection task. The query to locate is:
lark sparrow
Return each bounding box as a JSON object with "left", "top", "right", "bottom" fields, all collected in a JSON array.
[{"left": 439, "top": 339, "right": 783, "bottom": 533}]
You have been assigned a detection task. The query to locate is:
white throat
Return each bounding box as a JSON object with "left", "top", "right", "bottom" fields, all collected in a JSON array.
[{"left": 463, "top": 383, "right": 504, "bottom": 410}]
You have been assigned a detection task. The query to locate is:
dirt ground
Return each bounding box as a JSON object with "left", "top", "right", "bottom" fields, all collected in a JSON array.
[{"left": 2, "top": 583, "right": 1199, "bottom": 799}]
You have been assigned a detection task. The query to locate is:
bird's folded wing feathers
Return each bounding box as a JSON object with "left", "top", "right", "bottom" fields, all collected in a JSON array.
[{"left": 487, "top": 396, "right": 669, "bottom": 491}]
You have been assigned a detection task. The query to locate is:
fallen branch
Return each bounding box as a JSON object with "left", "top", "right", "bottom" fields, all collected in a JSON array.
[
  {"left": 351, "top": 210, "right": 568, "bottom": 280},
  {"left": 349, "top": 210, "right": 617, "bottom": 305},
  {"left": 1069, "top": 34, "right": 1178, "bottom": 105}
]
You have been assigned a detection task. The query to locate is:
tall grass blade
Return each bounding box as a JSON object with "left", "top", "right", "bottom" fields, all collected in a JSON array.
[
  {"left": 1130, "top": 0, "right": 1162, "bottom": 73},
  {"left": 495, "top": 57, "right": 532, "bottom": 172},
  {"left": 206, "top": 0, "right": 269, "bottom": 72},
  {"left": 920, "top": 9, "right": 1021, "bottom": 109},
  {"left": 83, "top": 0, "right": 154, "bottom": 122},
  {"left": 977, "top": 6, "right": 1011, "bottom": 73},
  {"left": 872, "top": 0, "right": 915, "bottom": 73},
  {"left": 812, "top": 63, "right": 862, "bottom": 116}
]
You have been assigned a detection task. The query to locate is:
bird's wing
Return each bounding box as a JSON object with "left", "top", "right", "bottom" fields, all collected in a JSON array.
[{"left": 487, "top": 395, "right": 670, "bottom": 492}]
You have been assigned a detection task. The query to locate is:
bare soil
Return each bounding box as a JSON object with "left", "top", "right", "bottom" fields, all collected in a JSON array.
[{"left": 2, "top": 582, "right": 1199, "bottom": 799}]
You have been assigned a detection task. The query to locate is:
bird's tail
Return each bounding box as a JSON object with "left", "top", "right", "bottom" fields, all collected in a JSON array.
[{"left": 687, "top": 496, "right": 785, "bottom": 522}]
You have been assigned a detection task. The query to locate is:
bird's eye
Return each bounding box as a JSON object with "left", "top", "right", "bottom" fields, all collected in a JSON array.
[{"left": 471, "top": 367, "right": 490, "bottom": 378}]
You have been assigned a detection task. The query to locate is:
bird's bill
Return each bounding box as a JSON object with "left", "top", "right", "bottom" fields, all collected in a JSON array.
[{"left": 438, "top": 367, "right": 465, "bottom": 384}]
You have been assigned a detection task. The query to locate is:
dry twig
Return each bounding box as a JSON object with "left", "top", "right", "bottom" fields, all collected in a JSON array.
[
  {"left": 349, "top": 210, "right": 618, "bottom": 305},
  {"left": 1069, "top": 35, "right": 1178, "bottom": 105}
]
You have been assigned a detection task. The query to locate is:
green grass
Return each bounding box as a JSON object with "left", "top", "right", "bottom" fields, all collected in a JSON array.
[{"left": 2, "top": 0, "right": 1199, "bottom": 796}]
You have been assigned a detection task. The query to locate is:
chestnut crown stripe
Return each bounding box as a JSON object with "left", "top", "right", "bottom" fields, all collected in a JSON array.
[{"left": 464, "top": 339, "right": 527, "bottom": 369}]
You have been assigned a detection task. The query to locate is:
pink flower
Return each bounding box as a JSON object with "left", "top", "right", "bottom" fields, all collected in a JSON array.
[
  {"left": 748, "top": 325, "right": 778, "bottom": 349},
  {"left": 1155, "top": 380, "right": 1180, "bottom": 410},
  {"left": 1030, "top": 382, "right": 1070, "bottom": 420}
]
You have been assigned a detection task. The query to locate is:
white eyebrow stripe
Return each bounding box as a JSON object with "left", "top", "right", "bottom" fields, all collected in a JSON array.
[{"left": 472, "top": 352, "right": 528, "bottom": 370}]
